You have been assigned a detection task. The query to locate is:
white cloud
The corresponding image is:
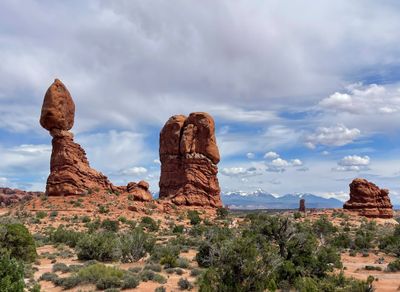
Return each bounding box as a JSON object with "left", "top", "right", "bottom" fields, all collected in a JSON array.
[
  {"left": 291, "top": 159, "right": 303, "bottom": 166},
  {"left": 120, "top": 166, "right": 148, "bottom": 176},
  {"left": 246, "top": 152, "right": 255, "bottom": 159},
  {"left": 333, "top": 155, "right": 370, "bottom": 172},
  {"left": 264, "top": 151, "right": 280, "bottom": 159},
  {"left": 220, "top": 166, "right": 260, "bottom": 177},
  {"left": 319, "top": 83, "right": 400, "bottom": 115},
  {"left": 153, "top": 159, "right": 161, "bottom": 165},
  {"left": 304, "top": 124, "right": 361, "bottom": 149},
  {"left": 265, "top": 157, "right": 304, "bottom": 172}
]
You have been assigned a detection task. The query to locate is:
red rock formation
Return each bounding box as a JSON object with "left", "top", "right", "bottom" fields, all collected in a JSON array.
[
  {"left": 343, "top": 178, "right": 393, "bottom": 218},
  {"left": 299, "top": 198, "right": 305, "bottom": 212},
  {"left": 159, "top": 112, "right": 222, "bottom": 207},
  {"left": 41, "top": 79, "right": 152, "bottom": 200},
  {"left": 0, "top": 188, "right": 43, "bottom": 206}
]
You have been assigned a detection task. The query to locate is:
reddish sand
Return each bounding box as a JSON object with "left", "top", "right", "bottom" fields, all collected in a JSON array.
[{"left": 341, "top": 252, "right": 400, "bottom": 292}]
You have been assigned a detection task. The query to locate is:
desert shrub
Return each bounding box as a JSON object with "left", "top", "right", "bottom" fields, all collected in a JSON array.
[
  {"left": 40, "top": 272, "right": 59, "bottom": 282},
  {"left": 155, "top": 286, "right": 166, "bottom": 292},
  {"left": 151, "top": 244, "right": 180, "bottom": 265},
  {"left": 293, "top": 212, "right": 302, "bottom": 219},
  {"left": 177, "top": 257, "right": 190, "bottom": 269},
  {"left": 365, "top": 265, "right": 382, "bottom": 271},
  {"left": 118, "top": 216, "right": 127, "bottom": 223},
  {"left": 81, "top": 215, "right": 91, "bottom": 223},
  {"left": 119, "top": 229, "right": 155, "bottom": 263},
  {"left": 36, "top": 211, "right": 47, "bottom": 219},
  {"left": 76, "top": 232, "right": 120, "bottom": 261},
  {"left": 144, "top": 263, "right": 162, "bottom": 272},
  {"left": 121, "top": 274, "right": 139, "bottom": 289},
  {"left": 379, "top": 225, "right": 400, "bottom": 256},
  {"left": 216, "top": 207, "right": 229, "bottom": 219},
  {"left": 128, "top": 266, "right": 142, "bottom": 273},
  {"left": 0, "top": 254, "right": 25, "bottom": 292},
  {"left": 101, "top": 219, "right": 119, "bottom": 232},
  {"left": 52, "top": 262, "right": 70, "bottom": 273},
  {"left": 178, "top": 278, "right": 193, "bottom": 290},
  {"left": 49, "top": 211, "right": 58, "bottom": 218},
  {"left": 187, "top": 210, "right": 201, "bottom": 225},
  {"left": 50, "top": 226, "right": 81, "bottom": 248},
  {"left": 76, "top": 263, "right": 125, "bottom": 289},
  {"left": 98, "top": 205, "right": 109, "bottom": 214},
  {"left": 313, "top": 215, "right": 337, "bottom": 238},
  {"left": 190, "top": 268, "right": 202, "bottom": 277},
  {"left": 0, "top": 223, "right": 37, "bottom": 262},
  {"left": 173, "top": 225, "right": 184, "bottom": 234},
  {"left": 353, "top": 229, "right": 374, "bottom": 250},
  {"left": 294, "top": 276, "right": 319, "bottom": 292},
  {"left": 331, "top": 232, "right": 351, "bottom": 249},
  {"left": 198, "top": 236, "right": 280, "bottom": 291},
  {"left": 387, "top": 259, "right": 400, "bottom": 272},
  {"left": 140, "top": 270, "right": 165, "bottom": 283},
  {"left": 141, "top": 216, "right": 159, "bottom": 231}
]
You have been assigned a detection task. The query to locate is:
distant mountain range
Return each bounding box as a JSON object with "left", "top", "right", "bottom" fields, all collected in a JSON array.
[
  {"left": 152, "top": 189, "right": 400, "bottom": 210},
  {"left": 221, "top": 189, "right": 344, "bottom": 209}
]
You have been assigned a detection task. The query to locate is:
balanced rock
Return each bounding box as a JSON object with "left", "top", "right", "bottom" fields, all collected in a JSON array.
[
  {"left": 159, "top": 112, "right": 222, "bottom": 207},
  {"left": 40, "top": 79, "right": 75, "bottom": 131},
  {"left": 41, "top": 79, "right": 152, "bottom": 200},
  {"left": 343, "top": 178, "right": 393, "bottom": 218}
]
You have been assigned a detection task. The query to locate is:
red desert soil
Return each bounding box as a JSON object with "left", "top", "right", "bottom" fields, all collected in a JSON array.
[{"left": 341, "top": 252, "right": 400, "bottom": 292}]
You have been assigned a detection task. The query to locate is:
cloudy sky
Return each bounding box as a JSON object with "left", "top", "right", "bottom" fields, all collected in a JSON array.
[{"left": 1, "top": 0, "right": 400, "bottom": 203}]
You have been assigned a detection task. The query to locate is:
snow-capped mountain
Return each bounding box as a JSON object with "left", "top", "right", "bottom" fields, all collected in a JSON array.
[{"left": 222, "top": 190, "right": 343, "bottom": 209}]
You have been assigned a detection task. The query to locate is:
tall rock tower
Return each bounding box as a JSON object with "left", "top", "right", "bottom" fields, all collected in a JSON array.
[{"left": 159, "top": 112, "right": 222, "bottom": 207}]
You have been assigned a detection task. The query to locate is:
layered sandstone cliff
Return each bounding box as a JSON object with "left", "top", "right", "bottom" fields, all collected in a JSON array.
[
  {"left": 159, "top": 112, "right": 222, "bottom": 207},
  {"left": 343, "top": 178, "right": 393, "bottom": 218}
]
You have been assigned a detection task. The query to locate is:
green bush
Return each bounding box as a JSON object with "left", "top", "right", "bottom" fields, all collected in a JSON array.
[
  {"left": 173, "top": 225, "right": 184, "bottom": 234},
  {"left": 76, "top": 232, "right": 120, "bottom": 261},
  {"left": 36, "top": 211, "right": 47, "bottom": 219},
  {"left": 50, "top": 226, "right": 81, "bottom": 248},
  {"left": 141, "top": 216, "right": 159, "bottom": 231},
  {"left": 387, "top": 259, "right": 400, "bottom": 272},
  {"left": 121, "top": 274, "right": 139, "bottom": 289},
  {"left": 52, "top": 262, "right": 70, "bottom": 273},
  {"left": 0, "top": 223, "right": 37, "bottom": 262},
  {"left": 119, "top": 229, "right": 155, "bottom": 263},
  {"left": 0, "top": 254, "right": 25, "bottom": 292},
  {"left": 178, "top": 278, "right": 193, "bottom": 290},
  {"left": 101, "top": 219, "right": 119, "bottom": 232},
  {"left": 187, "top": 210, "right": 201, "bottom": 225},
  {"left": 77, "top": 263, "right": 125, "bottom": 289},
  {"left": 216, "top": 207, "right": 229, "bottom": 219}
]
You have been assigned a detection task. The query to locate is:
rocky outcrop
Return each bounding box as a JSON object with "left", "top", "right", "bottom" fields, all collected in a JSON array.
[
  {"left": 299, "top": 198, "right": 305, "bottom": 212},
  {"left": 41, "top": 79, "right": 152, "bottom": 200},
  {"left": 343, "top": 178, "right": 393, "bottom": 218},
  {"left": 159, "top": 112, "right": 222, "bottom": 207},
  {"left": 0, "top": 188, "right": 43, "bottom": 206}
]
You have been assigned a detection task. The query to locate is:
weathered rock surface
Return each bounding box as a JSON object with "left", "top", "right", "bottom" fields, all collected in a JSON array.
[
  {"left": 159, "top": 112, "right": 222, "bottom": 207},
  {"left": 299, "top": 198, "right": 305, "bottom": 212},
  {"left": 40, "top": 79, "right": 75, "bottom": 131},
  {"left": 41, "top": 79, "right": 152, "bottom": 200},
  {"left": 343, "top": 178, "right": 393, "bottom": 218},
  {"left": 0, "top": 188, "right": 43, "bottom": 206}
]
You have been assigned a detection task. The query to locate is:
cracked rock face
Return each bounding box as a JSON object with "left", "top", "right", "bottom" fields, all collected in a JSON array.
[
  {"left": 159, "top": 112, "right": 222, "bottom": 207},
  {"left": 40, "top": 79, "right": 152, "bottom": 200},
  {"left": 343, "top": 178, "right": 393, "bottom": 218}
]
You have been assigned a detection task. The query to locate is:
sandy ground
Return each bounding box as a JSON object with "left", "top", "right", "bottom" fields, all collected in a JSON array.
[{"left": 341, "top": 252, "right": 400, "bottom": 292}]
